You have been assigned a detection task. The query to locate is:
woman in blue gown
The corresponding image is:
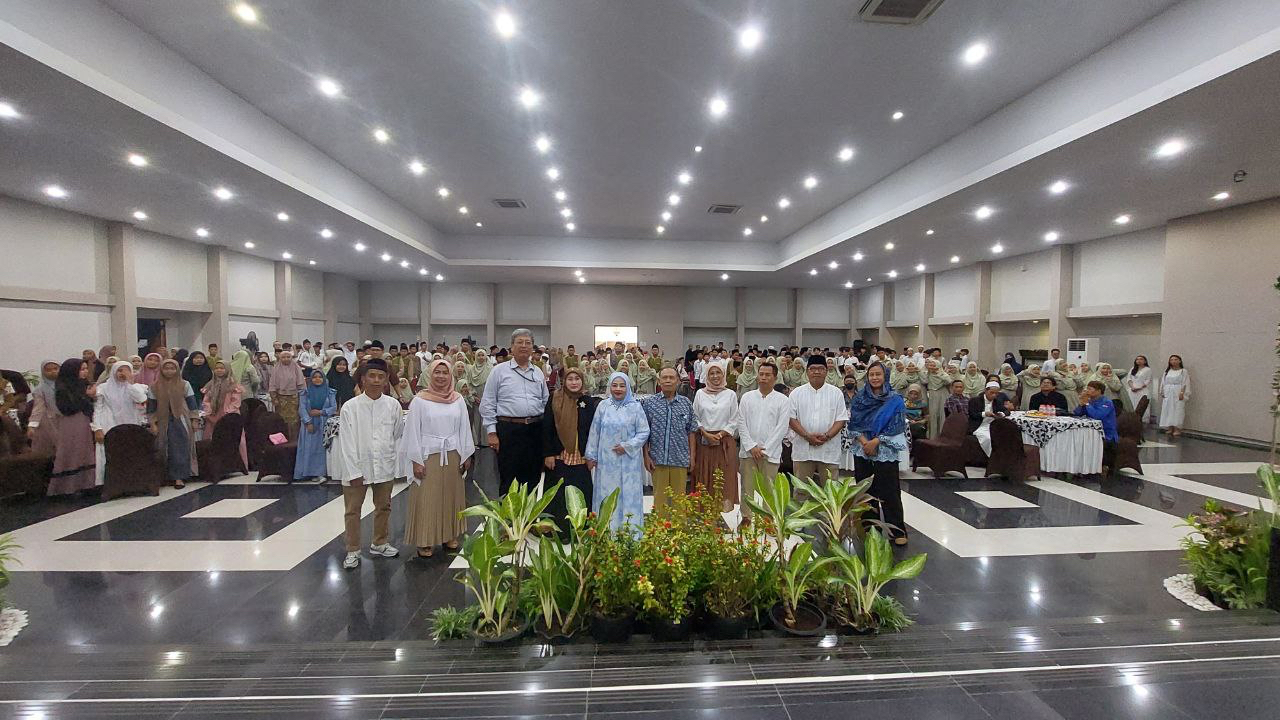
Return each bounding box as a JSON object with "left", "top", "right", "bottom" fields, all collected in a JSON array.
[
  {"left": 585, "top": 372, "right": 650, "bottom": 531},
  {"left": 294, "top": 369, "right": 336, "bottom": 481}
]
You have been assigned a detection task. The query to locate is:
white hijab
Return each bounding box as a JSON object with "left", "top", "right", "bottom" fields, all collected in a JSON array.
[{"left": 100, "top": 360, "right": 148, "bottom": 425}]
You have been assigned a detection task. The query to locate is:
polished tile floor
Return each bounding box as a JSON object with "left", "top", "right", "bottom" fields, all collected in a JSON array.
[{"left": 1, "top": 432, "right": 1277, "bottom": 718}]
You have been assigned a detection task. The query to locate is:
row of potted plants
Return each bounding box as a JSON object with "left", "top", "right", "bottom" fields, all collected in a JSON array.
[{"left": 430, "top": 471, "right": 927, "bottom": 644}]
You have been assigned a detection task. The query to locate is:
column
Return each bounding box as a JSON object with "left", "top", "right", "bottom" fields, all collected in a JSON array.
[
  {"left": 847, "top": 290, "right": 859, "bottom": 345},
  {"left": 321, "top": 273, "right": 339, "bottom": 343},
  {"left": 201, "top": 246, "right": 230, "bottom": 350},
  {"left": 971, "top": 261, "right": 996, "bottom": 369},
  {"left": 274, "top": 261, "right": 294, "bottom": 342},
  {"left": 735, "top": 287, "right": 746, "bottom": 348},
  {"left": 485, "top": 283, "right": 496, "bottom": 346},
  {"left": 918, "top": 273, "right": 936, "bottom": 349},
  {"left": 106, "top": 222, "right": 139, "bottom": 355},
  {"left": 418, "top": 283, "right": 431, "bottom": 343},
  {"left": 1047, "top": 244, "right": 1078, "bottom": 353},
  {"left": 792, "top": 288, "right": 803, "bottom": 346},
  {"left": 357, "top": 281, "right": 373, "bottom": 341},
  {"left": 876, "top": 284, "right": 893, "bottom": 350}
]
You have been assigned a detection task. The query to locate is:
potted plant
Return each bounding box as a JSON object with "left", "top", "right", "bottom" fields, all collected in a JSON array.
[
  {"left": 456, "top": 520, "right": 525, "bottom": 643},
  {"left": 1180, "top": 499, "right": 1268, "bottom": 609},
  {"left": 824, "top": 528, "right": 927, "bottom": 633},
  {"left": 527, "top": 534, "right": 576, "bottom": 641},
  {"left": 768, "top": 541, "right": 832, "bottom": 634},
  {"left": 427, "top": 605, "right": 479, "bottom": 643},
  {"left": 1260, "top": 465, "right": 1280, "bottom": 611},
  {"left": 554, "top": 486, "right": 619, "bottom": 636},
  {"left": 793, "top": 475, "right": 884, "bottom": 547},
  {"left": 701, "top": 526, "right": 772, "bottom": 639},
  {"left": 0, "top": 534, "right": 17, "bottom": 608},
  {"left": 590, "top": 525, "right": 642, "bottom": 643},
  {"left": 634, "top": 518, "right": 695, "bottom": 641}
]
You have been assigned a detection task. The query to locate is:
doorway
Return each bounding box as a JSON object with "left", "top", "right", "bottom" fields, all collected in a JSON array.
[
  {"left": 594, "top": 325, "right": 638, "bottom": 350},
  {"left": 137, "top": 318, "right": 166, "bottom": 356}
]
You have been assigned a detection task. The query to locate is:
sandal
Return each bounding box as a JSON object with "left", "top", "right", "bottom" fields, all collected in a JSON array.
[
  {"left": 444, "top": 541, "right": 460, "bottom": 552},
  {"left": 893, "top": 535, "right": 909, "bottom": 546},
  {"left": 415, "top": 547, "right": 435, "bottom": 559},
  {"left": 174, "top": 480, "right": 185, "bottom": 489}
]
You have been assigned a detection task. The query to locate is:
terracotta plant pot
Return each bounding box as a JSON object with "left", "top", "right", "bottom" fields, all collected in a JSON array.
[
  {"left": 589, "top": 612, "right": 634, "bottom": 643},
  {"left": 769, "top": 602, "right": 826, "bottom": 636}
]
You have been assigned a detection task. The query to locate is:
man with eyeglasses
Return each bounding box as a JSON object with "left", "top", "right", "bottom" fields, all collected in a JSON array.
[{"left": 480, "top": 328, "right": 549, "bottom": 488}]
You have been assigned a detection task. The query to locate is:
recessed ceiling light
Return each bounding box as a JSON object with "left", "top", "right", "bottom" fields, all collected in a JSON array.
[
  {"left": 852, "top": 252, "right": 864, "bottom": 261},
  {"left": 884, "top": 242, "right": 895, "bottom": 250},
  {"left": 925, "top": 229, "right": 934, "bottom": 235},
  {"left": 458, "top": 206, "right": 469, "bottom": 215},
  {"left": 308, "top": 259, "right": 317, "bottom": 266},
  {"left": 803, "top": 175, "right": 818, "bottom": 189},
  {"left": 316, "top": 77, "right": 341, "bottom": 97},
  {"left": 656, "top": 225, "right": 665, "bottom": 234},
  {"left": 1043, "top": 231, "right": 1060, "bottom": 242},
  {"left": 475, "top": 221, "right": 483, "bottom": 227},
  {"left": 517, "top": 86, "right": 541, "bottom": 110},
  {"left": 43, "top": 184, "right": 68, "bottom": 198},
  {"left": 546, "top": 166, "right": 560, "bottom": 180},
  {"left": 573, "top": 269, "right": 583, "bottom": 277},
  {"left": 914, "top": 263, "right": 925, "bottom": 272},
  {"left": 809, "top": 268, "right": 818, "bottom": 276},
  {"left": 436, "top": 273, "right": 445, "bottom": 281},
  {"left": 408, "top": 159, "right": 426, "bottom": 176},
  {"left": 962, "top": 41, "right": 989, "bottom": 65},
  {"left": 353, "top": 242, "right": 366, "bottom": 251},
  {"left": 281, "top": 251, "right": 292, "bottom": 259},
  {"left": 560, "top": 207, "right": 573, "bottom": 218},
  {"left": 738, "top": 25, "right": 762, "bottom": 52},
  {"left": 844, "top": 281, "right": 853, "bottom": 289},
  {"left": 991, "top": 243, "right": 1004, "bottom": 253},
  {"left": 760, "top": 215, "right": 768, "bottom": 223},
  {"left": 493, "top": 9, "right": 517, "bottom": 39},
  {"left": 667, "top": 193, "right": 681, "bottom": 206},
  {"left": 866, "top": 277, "right": 873, "bottom": 282},
  {"left": 950, "top": 255, "right": 960, "bottom": 263},
  {"left": 232, "top": 2, "right": 258, "bottom": 24},
  {"left": 974, "top": 205, "right": 993, "bottom": 220},
  {"left": 777, "top": 197, "right": 791, "bottom": 209},
  {"left": 694, "top": 145, "right": 703, "bottom": 153},
  {"left": 555, "top": 190, "right": 567, "bottom": 202},
  {"left": 320, "top": 228, "right": 333, "bottom": 238},
  {"left": 1155, "top": 138, "right": 1186, "bottom": 158},
  {"left": 380, "top": 252, "right": 392, "bottom": 262},
  {"left": 195, "top": 227, "right": 209, "bottom": 238},
  {"left": 892, "top": 110, "right": 904, "bottom": 121},
  {"left": 721, "top": 272, "right": 731, "bottom": 281},
  {"left": 707, "top": 95, "right": 728, "bottom": 118},
  {"left": 1048, "top": 179, "right": 1070, "bottom": 195},
  {"left": 0, "top": 102, "right": 18, "bottom": 119},
  {"left": 126, "top": 153, "right": 149, "bottom": 167},
  {"left": 1212, "top": 191, "right": 1230, "bottom": 201},
  {"left": 243, "top": 241, "right": 255, "bottom": 249},
  {"left": 1114, "top": 214, "right": 1132, "bottom": 225},
  {"left": 276, "top": 211, "right": 289, "bottom": 222},
  {"left": 534, "top": 134, "right": 551, "bottom": 154},
  {"left": 660, "top": 211, "right": 672, "bottom": 221},
  {"left": 677, "top": 171, "right": 692, "bottom": 185},
  {"left": 213, "top": 186, "right": 234, "bottom": 201},
  {"left": 419, "top": 267, "right": 429, "bottom": 276},
  {"left": 578, "top": 276, "right": 586, "bottom": 283},
  {"left": 132, "top": 210, "right": 147, "bottom": 220},
  {"left": 436, "top": 187, "right": 450, "bottom": 198},
  {"left": 743, "top": 227, "right": 753, "bottom": 236},
  {"left": 837, "top": 146, "right": 854, "bottom": 162},
  {"left": 372, "top": 128, "right": 390, "bottom": 144},
  {"left": 888, "top": 270, "right": 898, "bottom": 278},
  {"left": 565, "top": 222, "right": 576, "bottom": 231},
  {"left": 828, "top": 260, "right": 839, "bottom": 270},
  {"left": 399, "top": 259, "right": 410, "bottom": 268}
]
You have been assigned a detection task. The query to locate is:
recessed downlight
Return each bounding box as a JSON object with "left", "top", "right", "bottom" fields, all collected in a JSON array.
[
  {"left": 233, "top": 3, "right": 258, "bottom": 24},
  {"left": 127, "top": 153, "right": 149, "bottom": 167},
  {"left": 950, "top": 255, "right": 960, "bottom": 263},
  {"left": 962, "top": 41, "right": 989, "bottom": 65},
  {"left": 437, "top": 187, "right": 450, "bottom": 198},
  {"left": 925, "top": 229, "right": 934, "bottom": 235},
  {"left": 656, "top": 225, "right": 665, "bottom": 234},
  {"left": 308, "top": 259, "right": 317, "bottom": 266},
  {"left": 1212, "top": 191, "right": 1230, "bottom": 201},
  {"left": 534, "top": 134, "right": 551, "bottom": 154},
  {"left": 852, "top": 252, "right": 864, "bottom": 261},
  {"left": 677, "top": 171, "right": 692, "bottom": 185},
  {"left": 319, "top": 228, "right": 333, "bottom": 238},
  {"left": 213, "top": 186, "right": 234, "bottom": 201},
  {"left": 828, "top": 260, "right": 839, "bottom": 270},
  {"left": 316, "top": 77, "right": 341, "bottom": 97},
  {"left": 565, "top": 222, "right": 576, "bottom": 231},
  {"left": 743, "top": 227, "right": 753, "bottom": 236},
  {"left": 243, "top": 241, "right": 255, "bottom": 249},
  {"left": 892, "top": 110, "right": 904, "bottom": 121},
  {"left": 132, "top": 210, "right": 148, "bottom": 220},
  {"left": 844, "top": 281, "right": 853, "bottom": 289},
  {"left": 578, "top": 276, "right": 586, "bottom": 283},
  {"left": 373, "top": 128, "right": 390, "bottom": 144},
  {"left": 777, "top": 197, "right": 790, "bottom": 209},
  {"left": 837, "top": 146, "right": 854, "bottom": 162},
  {"left": 560, "top": 207, "right": 573, "bottom": 218},
  {"left": 1048, "top": 179, "right": 1070, "bottom": 195},
  {"left": 573, "top": 269, "right": 583, "bottom": 277},
  {"left": 380, "top": 252, "right": 392, "bottom": 262},
  {"left": 195, "top": 227, "right": 209, "bottom": 238},
  {"left": 914, "top": 263, "right": 926, "bottom": 272},
  {"left": 738, "top": 25, "right": 762, "bottom": 52},
  {"left": 435, "top": 274, "right": 445, "bottom": 281},
  {"left": 803, "top": 175, "right": 818, "bottom": 190},
  {"left": 694, "top": 145, "right": 703, "bottom": 153},
  {"left": 408, "top": 159, "right": 426, "bottom": 176},
  {"left": 991, "top": 243, "right": 1004, "bottom": 253},
  {"left": 475, "top": 222, "right": 483, "bottom": 228},
  {"left": 760, "top": 215, "right": 768, "bottom": 223},
  {"left": 809, "top": 268, "right": 818, "bottom": 276},
  {"left": 276, "top": 211, "right": 289, "bottom": 222},
  {"left": 721, "top": 273, "right": 730, "bottom": 281},
  {"left": 546, "top": 166, "right": 560, "bottom": 180},
  {"left": 517, "top": 86, "right": 541, "bottom": 110},
  {"left": 974, "top": 205, "right": 993, "bottom": 220},
  {"left": 43, "top": 184, "right": 68, "bottom": 199},
  {"left": 493, "top": 9, "right": 517, "bottom": 39},
  {"left": 887, "top": 270, "right": 898, "bottom": 278},
  {"left": 707, "top": 96, "right": 728, "bottom": 118},
  {"left": 353, "top": 242, "right": 366, "bottom": 252},
  {"left": 667, "top": 193, "right": 681, "bottom": 206},
  {"left": 1155, "top": 138, "right": 1186, "bottom": 158},
  {"left": 281, "top": 251, "right": 292, "bottom": 260},
  {"left": 1043, "top": 231, "right": 1060, "bottom": 242},
  {"left": 458, "top": 206, "right": 469, "bottom": 215},
  {"left": 419, "top": 267, "right": 429, "bottom": 276},
  {"left": 1114, "top": 214, "right": 1132, "bottom": 225},
  {"left": 0, "top": 102, "right": 19, "bottom": 119},
  {"left": 555, "top": 190, "right": 567, "bottom": 202},
  {"left": 399, "top": 259, "right": 410, "bottom": 268},
  {"left": 884, "top": 242, "right": 895, "bottom": 250}
]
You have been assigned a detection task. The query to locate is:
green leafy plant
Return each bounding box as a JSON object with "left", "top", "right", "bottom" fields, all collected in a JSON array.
[
  {"left": 744, "top": 472, "right": 820, "bottom": 558},
  {"left": 455, "top": 520, "right": 517, "bottom": 636},
  {"left": 1258, "top": 465, "right": 1280, "bottom": 530},
  {"left": 825, "top": 528, "right": 927, "bottom": 631},
  {"left": 527, "top": 534, "right": 575, "bottom": 634},
  {"left": 702, "top": 524, "right": 773, "bottom": 619},
  {"left": 592, "top": 524, "right": 642, "bottom": 618},
  {"left": 0, "top": 534, "right": 18, "bottom": 608},
  {"left": 634, "top": 518, "right": 695, "bottom": 623},
  {"left": 1181, "top": 499, "right": 1269, "bottom": 609},
  {"left": 556, "top": 486, "right": 618, "bottom": 632},
  {"left": 427, "top": 605, "right": 479, "bottom": 643},
  {"left": 776, "top": 541, "right": 833, "bottom": 627},
  {"left": 793, "top": 475, "right": 883, "bottom": 542},
  {"left": 870, "top": 595, "right": 914, "bottom": 633}
]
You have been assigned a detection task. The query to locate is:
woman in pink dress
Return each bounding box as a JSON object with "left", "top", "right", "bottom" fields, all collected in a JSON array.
[{"left": 201, "top": 360, "right": 247, "bottom": 467}]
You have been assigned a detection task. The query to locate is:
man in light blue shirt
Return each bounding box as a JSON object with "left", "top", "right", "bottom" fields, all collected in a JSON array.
[{"left": 480, "top": 328, "right": 549, "bottom": 488}]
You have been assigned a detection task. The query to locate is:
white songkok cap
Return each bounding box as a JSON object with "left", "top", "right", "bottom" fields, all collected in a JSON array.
[{"left": 985, "top": 381, "right": 1000, "bottom": 389}]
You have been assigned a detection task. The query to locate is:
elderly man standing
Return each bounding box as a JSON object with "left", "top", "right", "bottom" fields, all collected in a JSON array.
[
  {"left": 480, "top": 328, "right": 549, "bottom": 488},
  {"left": 788, "top": 354, "right": 849, "bottom": 485}
]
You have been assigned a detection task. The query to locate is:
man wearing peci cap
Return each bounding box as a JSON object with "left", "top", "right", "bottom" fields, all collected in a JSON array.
[
  {"left": 967, "top": 381, "right": 1013, "bottom": 457},
  {"left": 787, "top": 354, "right": 849, "bottom": 485}
]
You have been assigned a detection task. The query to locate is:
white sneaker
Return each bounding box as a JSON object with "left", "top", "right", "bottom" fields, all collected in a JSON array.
[
  {"left": 369, "top": 543, "right": 399, "bottom": 558},
  {"left": 342, "top": 551, "right": 360, "bottom": 569}
]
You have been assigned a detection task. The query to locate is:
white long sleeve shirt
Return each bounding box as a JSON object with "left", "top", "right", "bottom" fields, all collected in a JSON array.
[
  {"left": 692, "top": 388, "right": 739, "bottom": 435},
  {"left": 337, "top": 392, "right": 404, "bottom": 486},
  {"left": 788, "top": 382, "right": 850, "bottom": 464},
  {"left": 737, "top": 388, "right": 791, "bottom": 464},
  {"left": 399, "top": 395, "right": 475, "bottom": 481}
]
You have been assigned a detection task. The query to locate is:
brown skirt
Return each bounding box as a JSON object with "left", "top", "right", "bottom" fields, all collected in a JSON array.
[
  {"left": 48, "top": 411, "right": 96, "bottom": 496},
  {"left": 403, "top": 450, "right": 467, "bottom": 548},
  {"left": 692, "top": 434, "right": 739, "bottom": 505}
]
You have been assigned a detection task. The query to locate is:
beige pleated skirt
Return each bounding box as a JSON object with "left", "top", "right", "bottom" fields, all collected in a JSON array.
[
  {"left": 692, "top": 435, "right": 739, "bottom": 506},
  {"left": 403, "top": 449, "right": 467, "bottom": 548}
]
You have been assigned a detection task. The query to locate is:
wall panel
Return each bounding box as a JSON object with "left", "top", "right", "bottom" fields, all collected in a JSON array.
[
  {"left": 133, "top": 230, "right": 208, "bottom": 304},
  {"left": 431, "top": 283, "right": 491, "bottom": 322},
  {"left": 291, "top": 266, "right": 325, "bottom": 311},
  {"left": 0, "top": 301, "right": 111, "bottom": 372},
  {"left": 370, "top": 281, "right": 419, "bottom": 322},
  {"left": 684, "top": 287, "right": 735, "bottom": 324},
  {"left": 228, "top": 317, "right": 276, "bottom": 353},
  {"left": 856, "top": 286, "right": 883, "bottom": 327},
  {"left": 743, "top": 288, "right": 790, "bottom": 326},
  {"left": 1072, "top": 228, "right": 1165, "bottom": 307},
  {"left": 0, "top": 196, "right": 108, "bottom": 294},
  {"left": 496, "top": 284, "right": 548, "bottom": 324},
  {"left": 991, "top": 250, "right": 1053, "bottom": 314},
  {"left": 226, "top": 253, "right": 276, "bottom": 311},
  {"left": 801, "top": 289, "right": 849, "bottom": 326},
  {"left": 932, "top": 267, "right": 976, "bottom": 317},
  {"left": 892, "top": 278, "right": 921, "bottom": 322}
]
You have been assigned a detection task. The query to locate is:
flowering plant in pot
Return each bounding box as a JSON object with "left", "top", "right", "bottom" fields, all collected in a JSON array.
[
  {"left": 824, "top": 528, "right": 927, "bottom": 633},
  {"left": 634, "top": 516, "right": 696, "bottom": 640},
  {"left": 590, "top": 524, "right": 642, "bottom": 642},
  {"left": 527, "top": 486, "right": 620, "bottom": 639},
  {"left": 701, "top": 525, "right": 773, "bottom": 639},
  {"left": 1180, "top": 498, "right": 1269, "bottom": 609}
]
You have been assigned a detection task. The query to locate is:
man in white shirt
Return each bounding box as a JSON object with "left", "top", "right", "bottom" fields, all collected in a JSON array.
[
  {"left": 737, "top": 361, "right": 790, "bottom": 524},
  {"left": 336, "top": 358, "right": 403, "bottom": 569},
  {"left": 1042, "top": 348, "right": 1062, "bottom": 374},
  {"left": 297, "top": 339, "right": 322, "bottom": 372},
  {"left": 693, "top": 351, "right": 707, "bottom": 389},
  {"left": 788, "top": 355, "right": 850, "bottom": 485},
  {"left": 342, "top": 341, "right": 358, "bottom": 367}
]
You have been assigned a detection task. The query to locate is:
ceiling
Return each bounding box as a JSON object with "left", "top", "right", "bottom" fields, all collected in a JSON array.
[{"left": 0, "top": 0, "right": 1277, "bottom": 287}]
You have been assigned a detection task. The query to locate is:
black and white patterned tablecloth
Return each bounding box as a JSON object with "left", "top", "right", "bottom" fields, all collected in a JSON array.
[{"left": 1009, "top": 412, "right": 1103, "bottom": 447}]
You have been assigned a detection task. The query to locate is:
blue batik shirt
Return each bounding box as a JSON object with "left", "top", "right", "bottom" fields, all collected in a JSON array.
[{"left": 640, "top": 392, "right": 698, "bottom": 468}]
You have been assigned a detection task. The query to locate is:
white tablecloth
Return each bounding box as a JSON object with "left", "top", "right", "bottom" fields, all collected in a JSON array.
[{"left": 1010, "top": 412, "right": 1104, "bottom": 474}]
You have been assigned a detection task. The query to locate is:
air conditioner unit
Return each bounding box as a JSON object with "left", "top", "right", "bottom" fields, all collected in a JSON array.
[{"left": 1065, "top": 338, "right": 1099, "bottom": 367}]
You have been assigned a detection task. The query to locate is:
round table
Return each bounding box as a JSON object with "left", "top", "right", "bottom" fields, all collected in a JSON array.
[{"left": 1008, "top": 411, "right": 1104, "bottom": 474}]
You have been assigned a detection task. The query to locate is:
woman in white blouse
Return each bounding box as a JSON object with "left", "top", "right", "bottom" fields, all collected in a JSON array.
[
  {"left": 1159, "top": 354, "right": 1191, "bottom": 436},
  {"left": 399, "top": 359, "right": 475, "bottom": 559},
  {"left": 1126, "top": 355, "right": 1154, "bottom": 422},
  {"left": 691, "top": 360, "right": 740, "bottom": 511}
]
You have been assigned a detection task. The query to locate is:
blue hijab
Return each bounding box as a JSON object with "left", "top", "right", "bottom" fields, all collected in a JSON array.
[
  {"left": 305, "top": 369, "right": 331, "bottom": 410},
  {"left": 605, "top": 371, "right": 636, "bottom": 406},
  {"left": 849, "top": 364, "right": 906, "bottom": 438}
]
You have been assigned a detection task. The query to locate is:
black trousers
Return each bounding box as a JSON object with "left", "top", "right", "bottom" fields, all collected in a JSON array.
[
  {"left": 496, "top": 420, "right": 544, "bottom": 489},
  {"left": 544, "top": 460, "right": 593, "bottom": 537},
  {"left": 854, "top": 455, "right": 906, "bottom": 539}
]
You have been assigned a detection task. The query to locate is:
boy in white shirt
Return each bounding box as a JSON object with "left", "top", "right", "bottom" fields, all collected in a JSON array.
[
  {"left": 737, "top": 361, "right": 790, "bottom": 524},
  {"left": 337, "top": 358, "right": 403, "bottom": 569}
]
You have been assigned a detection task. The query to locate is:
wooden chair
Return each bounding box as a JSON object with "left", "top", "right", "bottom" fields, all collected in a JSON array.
[
  {"left": 1111, "top": 411, "right": 1144, "bottom": 475},
  {"left": 912, "top": 412, "right": 970, "bottom": 478},
  {"left": 248, "top": 411, "right": 297, "bottom": 481},
  {"left": 0, "top": 415, "right": 52, "bottom": 498},
  {"left": 984, "top": 418, "right": 1038, "bottom": 483},
  {"left": 196, "top": 413, "right": 248, "bottom": 483},
  {"left": 102, "top": 424, "right": 165, "bottom": 500}
]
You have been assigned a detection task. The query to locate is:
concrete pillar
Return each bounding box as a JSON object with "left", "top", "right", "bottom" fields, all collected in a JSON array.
[
  {"left": 971, "top": 261, "right": 997, "bottom": 369},
  {"left": 485, "top": 283, "right": 497, "bottom": 347},
  {"left": 106, "top": 222, "right": 139, "bottom": 355},
  {"left": 1048, "top": 245, "right": 1078, "bottom": 353},
  {"left": 418, "top": 283, "right": 431, "bottom": 344},
  {"left": 793, "top": 288, "right": 803, "bottom": 346},
  {"left": 321, "top": 273, "right": 339, "bottom": 344},
  {"left": 202, "top": 246, "right": 229, "bottom": 350},
  {"left": 877, "top": 284, "right": 893, "bottom": 350},
  {"left": 847, "top": 290, "right": 859, "bottom": 345},
  {"left": 918, "top": 273, "right": 936, "bottom": 349},
  {"left": 735, "top": 287, "right": 746, "bottom": 348},
  {"left": 274, "top": 261, "right": 293, "bottom": 342},
  {"left": 357, "top": 281, "right": 373, "bottom": 341}
]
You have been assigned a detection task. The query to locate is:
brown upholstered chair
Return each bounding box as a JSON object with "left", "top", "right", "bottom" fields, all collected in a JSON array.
[
  {"left": 0, "top": 415, "right": 52, "bottom": 498},
  {"left": 984, "top": 418, "right": 1038, "bottom": 483},
  {"left": 102, "top": 424, "right": 165, "bottom": 500},
  {"left": 1111, "top": 411, "right": 1144, "bottom": 475},
  {"left": 248, "top": 411, "right": 297, "bottom": 481},
  {"left": 196, "top": 413, "right": 248, "bottom": 483},
  {"left": 912, "top": 412, "right": 970, "bottom": 478},
  {"left": 1134, "top": 395, "right": 1150, "bottom": 420}
]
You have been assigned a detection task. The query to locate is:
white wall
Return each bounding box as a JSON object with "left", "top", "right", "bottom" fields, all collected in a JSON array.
[
  {"left": 0, "top": 195, "right": 108, "bottom": 294},
  {"left": 892, "top": 277, "right": 921, "bottom": 322},
  {"left": 330, "top": 275, "right": 360, "bottom": 319},
  {"left": 229, "top": 317, "right": 276, "bottom": 352},
  {"left": 292, "top": 266, "right": 325, "bottom": 311},
  {"left": 432, "top": 324, "right": 487, "bottom": 346},
  {"left": 802, "top": 329, "right": 846, "bottom": 349},
  {"left": 684, "top": 287, "right": 736, "bottom": 325},
  {"left": 991, "top": 321, "right": 1051, "bottom": 360},
  {"left": 934, "top": 327, "right": 971, "bottom": 359},
  {"left": 336, "top": 321, "right": 362, "bottom": 344},
  {"left": 496, "top": 283, "right": 548, "bottom": 324},
  {"left": 685, "top": 328, "right": 735, "bottom": 348},
  {"left": 293, "top": 320, "right": 327, "bottom": 345},
  {"left": 496, "top": 325, "right": 550, "bottom": 349},
  {"left": 133, "top": 230, "right": 208, "bottom": 304},
  {"left": 856, "top": 286, "right": 883, "bottom": 327},
  {"left": 801, "top": 288, "right": 849, "bottom": 326},
  {"left": 0, "top": 301, "right": 111, "bottom": 373},
  {"left": 1070, "top": 316, "right": 1162, "bottom": 369},
  {"left": 549, "top": 284, "right": 686, "bottom": 352},
  {"left": 932, "top": 266, "right": 976, "bottom": 317},
  {"left": 369, "top": 281, "right": 419, "bottom": 323},
  {"left": 372, "top": 324, "right": 420, "bottom": 347},
  {"left": 227, "top": 253, "right": 276, "bottom": 310},
  {"left": 746, "top": 329, "right": 793, "bottom": 349},
  {"left": 431, "top": 283, "right": 490, "bottom": 322},
  {"left": 991, "top": 250, "right": 1053, "bottom": 314},
  {"left": 744, "top": 288, "right": 791, "bottom": 326},
  {"left": 1073, "top": 228, "right": 1165, "bottom": 307}
]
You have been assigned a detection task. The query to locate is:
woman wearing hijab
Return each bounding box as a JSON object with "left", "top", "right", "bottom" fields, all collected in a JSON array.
[
  {"left": 1127, "top": 355, "right": 1154, "bottom": 422},
  {"left": 137, "top": 352, "right": 163, "bottom": 386},
  {"left": 541, "top": 367, "right": 599, "bottom": 531},
  {"left": 847, "top": 362, "right": 910, "bottom": 544},
  {"left": 252, "top": 351, "right": 274, "bottom": 407},
  {"left": 996, "top": 363, "right": 1019, "bottom": 397},
  {"left": 294, "top": 369, "right": 336, "bottom": 481},
  {"left": 903, "top": 383, "right": 929, "bottom": 442},
  {"left": 267, "top": 351, "right": 306, "bottom": 440},
  {"left": 326, "top": 357, "right": 357, "bottom": 410},
  {"left": 93, "top": 360, "right": 149, "bottom": 486},
  {"left": 322, "top": 348, "right": 343, "bottom": 374},
  {"left": 585, "top": 372, "right": 650, "bottom": 531},
  {"left": 48, "top": 358, "right": 98, "bottom": 496},
  {"left": 95, "top": 356, "right": 119, "bottom": 384},
  {"left": 400, "top": 358, "right": 475, "bottom": 558},
  {"left": 129, "top": 355, "right": 144, "bottom": 373},
  {"left": 633, "top": 359, "right": 658, "bottom": 395},
  {"left": 1017, "top": 364, "right": 1043, "bottom": 410},
  {"left": 26, "top": 360, "right": 62, "bottom": 455},
  {"left": 182, "top": 350, "right": 214, "bottom": 434},
  {"left": 1159, "top": 355, "right": 1190, "bottom": 436},
  {"left": 1096, "top": 363, "right": 1132, "bottom": 412},
  {"left": 782, "top": 357, "right": 806, "bottom": 392},
  {"left": 891, "top": 361, "right": 919, "bottom": 393},
  {"left": 201, "top": 360, "right": 243, "bottom": 428},
  {"left": 692, "top": 360, "right": 740, "bottom": 510},
  {"left": 228, "top": 349, "right": 260, "bottom": 399},
  {"left": 735, "top": 357, "right": 758, "bottom": 399},
  {"left": 82, "top": 348, "right": 105, "bottom": 383},
  {"left": 960, "top": 362, "right": 986, "bottom": 398},
  {"left": 1053, "top": 364, "right": 1081, "bottom": 412},
  {"left": 922, "top": 359, "right": 951, "bottom": 438},
  {"left": 1002, "top": 352, "right": 1024, "bottom": 374},
  {"left": 149, "top": 359, "right": 198, "bottom": 488},
  {"left": 392, "top": 376, "right": 418, "bottom": 409}
]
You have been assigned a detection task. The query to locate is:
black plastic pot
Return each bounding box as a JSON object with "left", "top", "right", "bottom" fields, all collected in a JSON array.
[
  {"left": 1268, "top": 527, "right": 1280, "bottom": 612},
  {"left": 472, "top": 615, "right": 530, "bottom": 646},
  {"left": 769, "top": 602, "right": 826, "bottom": 636},
  {"left": 534, "top": 618, "right": 578, "bottom": 643},
  {"left": 589, "top": 612, "right": 634, "bottom": 643},
  {"left": 704, "top": 612, "right": 750, "bottom": 640},
  {"left": 647, "top": 616, "right": 692, "bottom": 642}
]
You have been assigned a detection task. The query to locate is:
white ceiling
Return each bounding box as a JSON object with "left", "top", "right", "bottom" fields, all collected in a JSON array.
[{"left": 0, "top": 0, "right": 1277, "bottom": 287}]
